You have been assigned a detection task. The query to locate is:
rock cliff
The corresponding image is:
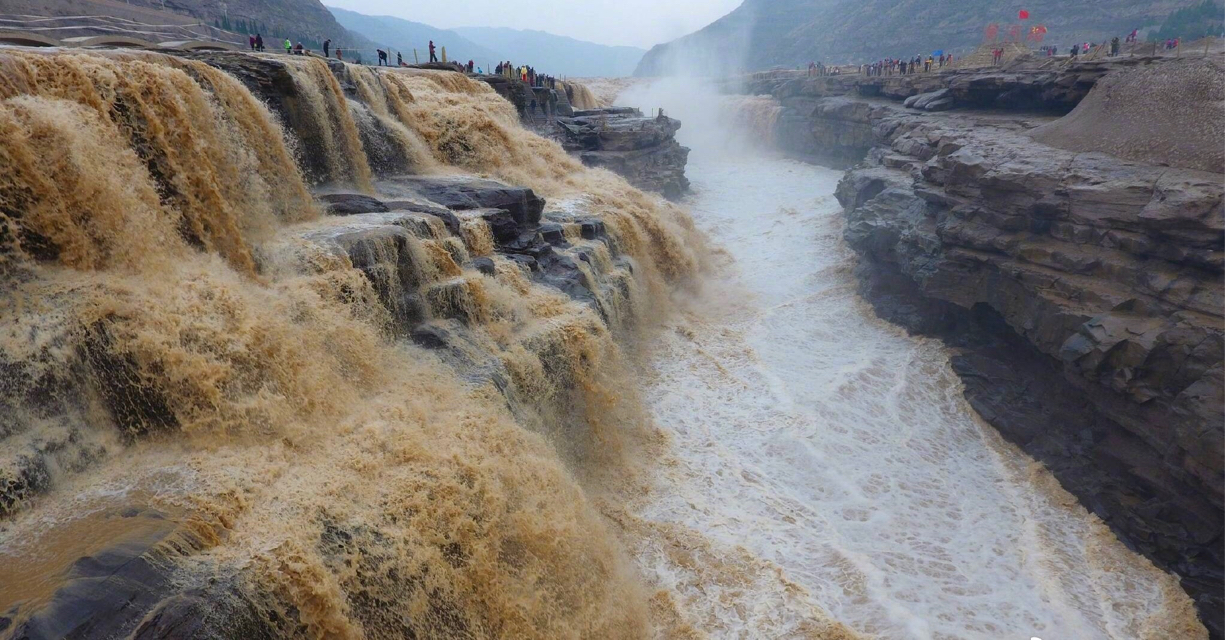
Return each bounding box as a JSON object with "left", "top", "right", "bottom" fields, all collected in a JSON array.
[
  {"left": 471, "top": 76, "right": 691, "bottom": 199},
  {"left": 739, "top": 56, "right": 1225, "bottom": 636},
  {"left": 554, "top": 107, "right": 691, "bottom": 199}
]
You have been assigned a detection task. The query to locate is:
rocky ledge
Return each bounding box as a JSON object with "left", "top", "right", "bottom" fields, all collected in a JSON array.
[
  {"left": 554, "top": 107, "right": 690, "bottom": 199},
  {"left": 743, "top": 56, "right": 1225, "bottom": 636}
]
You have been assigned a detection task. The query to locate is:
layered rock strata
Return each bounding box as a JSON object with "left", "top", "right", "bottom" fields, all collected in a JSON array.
[{"left": 554, "top": 107, "right": 690, "bottom": 198}]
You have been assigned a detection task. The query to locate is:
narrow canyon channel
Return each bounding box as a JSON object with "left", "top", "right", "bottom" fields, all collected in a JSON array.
[{"left": 618, "top": 85, "right": 1200, "bottom": 640}]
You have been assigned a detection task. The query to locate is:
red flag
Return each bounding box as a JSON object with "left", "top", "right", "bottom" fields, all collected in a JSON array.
[{"left": 1019, "top": 9, "right": 1030, "bottom": 19}]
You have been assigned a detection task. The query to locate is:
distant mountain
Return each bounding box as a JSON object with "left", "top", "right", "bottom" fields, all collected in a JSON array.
[
  {"left": 453, "top": 27, "right": 646, "bottom": 77},
  {"left": 636, "top": 0, "right": 1205, "bottom": 75},
  {"left": 3, "top": 0, "right": 374, "bottom": 50},
  {"left": 328, "top": 7, "right": 501, "bottom": 66}
]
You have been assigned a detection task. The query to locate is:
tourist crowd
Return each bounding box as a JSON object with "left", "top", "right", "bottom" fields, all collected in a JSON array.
[
  {"left": 244, "top": 33, "right": 563, "bottom": 91},
  {"left": 495, "top": 62, "right": 557, "bottom": 88},
  {"left": 850, "top": 23, "right": 1189, "bottom": 76},
  {"left": 862, "top": 53, "right": 953, "bottom": 76}
]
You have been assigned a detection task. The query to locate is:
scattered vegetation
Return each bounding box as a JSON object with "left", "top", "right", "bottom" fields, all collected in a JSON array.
[{"left": 1151, "top": 0, "right": 1225, "bottom": 41}]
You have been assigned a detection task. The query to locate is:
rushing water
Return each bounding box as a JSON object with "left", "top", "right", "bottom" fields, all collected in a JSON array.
[
  {"left": 0, "top": 51, "right": 704, "bottom": 639},
  {"left": 616, "top": 85, "right": 1200, "bottom": 638},
  {"left": 0, "top": 49, "right": 1203, "bottom": 638}
]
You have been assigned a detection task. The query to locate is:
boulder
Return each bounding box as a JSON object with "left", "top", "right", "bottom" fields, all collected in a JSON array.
[{"left": 319, "top": 193, "right": 390, "bottom": 216}]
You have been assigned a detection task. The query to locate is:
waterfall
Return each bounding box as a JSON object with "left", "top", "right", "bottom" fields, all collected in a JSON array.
[
  {"left": 278, "top": 56, "right": 374, "bottom": 190},
  {"left": 719, "top": 95, "right": 784, "bottom": 149},
  {"left": 558, "top": 80, "right": 601, "bottom": 110},
  {"left": 0, "top": 49, "right": 743, "bottom": 640}
]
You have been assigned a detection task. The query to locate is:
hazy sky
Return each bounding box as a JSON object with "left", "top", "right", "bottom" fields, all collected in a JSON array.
[{"left": 325, "top": 0, "right": 743, "bottom": 49}]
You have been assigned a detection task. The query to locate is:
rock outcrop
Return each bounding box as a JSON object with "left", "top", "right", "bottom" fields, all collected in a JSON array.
[
  {"left": 554, "top": 107, "right": 690, "bottom": 198},
  {"left": 738, "top": 55, "right": 1225, "bottom": 636},
  {"left": 1031, "top": 57, "right": 1225, "bottom": 173},
  {"left": 475, "top": 73, "right": 535, "bottom": 116}
]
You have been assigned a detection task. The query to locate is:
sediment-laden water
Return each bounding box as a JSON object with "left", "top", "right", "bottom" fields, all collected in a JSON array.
[
  {"left": 0, "top": 50, "right": 1205, "bottom": 640},
  {"left": 613, "top": 84, "right": 1203, "bottom": 637},
  {"left": 0, "top": 50, "right": 705, "bottom": 639}
]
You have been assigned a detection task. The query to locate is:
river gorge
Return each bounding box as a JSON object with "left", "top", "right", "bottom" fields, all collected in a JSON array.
[{"left": 0, "top": 47, "right": 1217, "bottom": 640}]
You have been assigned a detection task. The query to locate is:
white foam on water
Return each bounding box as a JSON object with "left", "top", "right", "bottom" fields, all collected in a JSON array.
[{"left": 630, "top": 150, "right": 1194, "bottom": 639}]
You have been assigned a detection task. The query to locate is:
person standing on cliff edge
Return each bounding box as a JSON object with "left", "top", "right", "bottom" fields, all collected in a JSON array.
[
  {"left": 323, "top": 39, "right": 330, "bottom": 58},
  {"left": 429, "top": 40, "right": 438, "bottom": 63}
]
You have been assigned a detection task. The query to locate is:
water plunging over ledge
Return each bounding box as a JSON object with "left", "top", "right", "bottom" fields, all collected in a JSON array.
[{"left": 0, "top": 50, "right": 1204, "bottom": 638}]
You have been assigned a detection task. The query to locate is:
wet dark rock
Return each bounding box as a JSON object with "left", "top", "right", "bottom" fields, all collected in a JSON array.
[
  {"left": 320, "top": 193, "right": 390, "bottom": 215},
  {"left": 379, "top": 176, "right": 544, "bottom": 233},
  {"left": 306, "top": 216, "right": 431, "bottom": 333},
  {"left": 539, "top": 222, "right": 568, "bottom": 246},
  {"left": 299, "top": 175, "right": 633, "bottom": 342},
  {"left": 470, "top": 257, "right": 497, "bottom": 276},
  {"left": 410, "top": 323, "right": 452, "bottom": 350},
  {"left": 82, "top": 321, "right": 178, "bottom": 439},
  {"left": 475, "top": 74, "right": 533, "bottom": 116},
  {"left": 504, "top": 254, "right": 538, "bottom": 272},
  {"left": 128, "top": 581, "right": 280, "bottom": 640},
  {"left": 531, "top": 246, "right": 593, "bottom": 306},
  {"left": 348, "top": 101, "right": 414, "bottom": 176},
  {"left": 578, "top": 218, "right": 605, "bottom": 240},
  {"left": 462, "top": 208, "right": 521, "bottom": 245},
  {"left": 554, "top": 108, "right": 690, "bottom": 198},
  {"left": 0, "top": 509, "right": 259, "bottom": 640}
]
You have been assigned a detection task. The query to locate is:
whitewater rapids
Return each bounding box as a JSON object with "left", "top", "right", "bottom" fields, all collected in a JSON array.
[{"left": 619, "top": 144, "right": 1201, "bottom": 638}]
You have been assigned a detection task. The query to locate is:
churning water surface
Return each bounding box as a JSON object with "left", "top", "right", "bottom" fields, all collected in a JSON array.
[{"left": 628, "top": 145, "right": 1195, "bottom": 639}]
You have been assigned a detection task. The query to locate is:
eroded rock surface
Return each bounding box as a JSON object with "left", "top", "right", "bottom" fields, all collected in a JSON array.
[{"left": 555, "top": 107, "right": 690, "bottom": 198}]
